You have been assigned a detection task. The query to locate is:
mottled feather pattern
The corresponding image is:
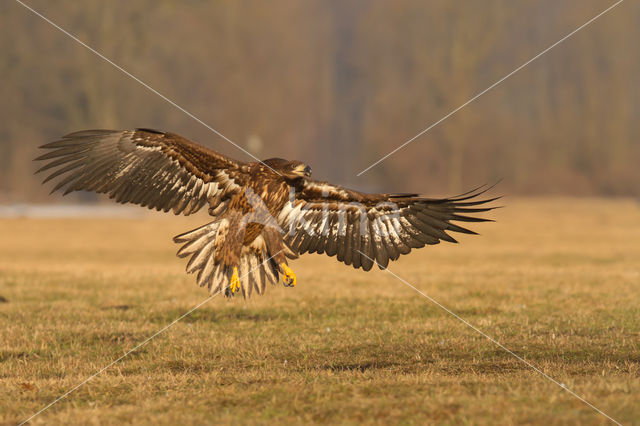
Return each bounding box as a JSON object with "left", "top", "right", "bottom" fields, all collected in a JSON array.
[
  {"left": 35, "top": 129, "right": 244, "bottom": 215},
  {"left": 174, "top": 223, "right": 280, "bottom": 297},
  {"left": 281, "top": 183, "right": 498, "bottom": 271},
  {"left": 37, "top": 128, "right": 497, "bottom": 298}
]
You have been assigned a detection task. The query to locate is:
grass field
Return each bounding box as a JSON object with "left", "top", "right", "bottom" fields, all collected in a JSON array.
[{"left": 1, "top": 198, "right": 639, "bottom": 425}]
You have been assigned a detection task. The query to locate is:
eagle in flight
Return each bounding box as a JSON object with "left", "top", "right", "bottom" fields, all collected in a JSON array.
[{"left": 36, "top": 129, "right": 497, "bottom": 298}]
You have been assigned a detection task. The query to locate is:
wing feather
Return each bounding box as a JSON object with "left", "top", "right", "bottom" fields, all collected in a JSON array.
[
  {"left": 343, "top": 212, "right": 354, "bottom": 266},
  {"left": 280, "top": 180, "right": 498, "bottom": 270},
  {"left": 351, "top": 213, "right": 362, "bottom": 269},
  {"left": 36, "top": 129, "right": 247, "bottom": 215},
  {"left": 324, "top": 213, "right": 339, "bottom": 257},
  {"left": 359, "top": 224, "right": 374, "bottom": 271},
  {"left": 371, "top": 218, "right": 390, "bottom": 269}
]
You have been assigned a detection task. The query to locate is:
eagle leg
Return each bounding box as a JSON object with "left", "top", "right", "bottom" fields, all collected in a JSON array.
[
  {"left": 227, "top": 266, "right": 241, "bottom": 295},
  {"left": 280, "top": 263, "right": 297, "bottom": 287}
]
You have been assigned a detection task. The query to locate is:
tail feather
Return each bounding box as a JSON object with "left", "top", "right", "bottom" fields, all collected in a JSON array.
[
  {"left": 185, "top": 239, "right": 214, "bottom": 273},
  {"left": 174, "top": 221, "right": 282, "bottom": 298},
  {"left": 174, "top": 221, "right": 221, "bottom": 257},
  {"left": 198, "top": 251, "right": 216, "bottom": 289}
]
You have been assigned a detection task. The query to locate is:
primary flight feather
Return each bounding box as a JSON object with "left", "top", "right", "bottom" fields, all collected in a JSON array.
[{"left": 36, "top": 129, "right": 497, "bottom": 298}]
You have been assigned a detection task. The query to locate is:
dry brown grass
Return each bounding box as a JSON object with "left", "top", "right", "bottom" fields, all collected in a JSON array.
[{"left": 0, "top": 198, "right": 639, "bottom": 425}]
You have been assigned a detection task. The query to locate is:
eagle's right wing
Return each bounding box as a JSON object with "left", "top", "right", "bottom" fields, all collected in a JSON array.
[{"left": 36, "top": 129, "right": 249, "bottom": 215}]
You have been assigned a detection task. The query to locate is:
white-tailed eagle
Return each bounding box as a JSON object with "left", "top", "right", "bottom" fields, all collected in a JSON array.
[{"left": 36, "top": 129, "right": 497, "bottom": 298}]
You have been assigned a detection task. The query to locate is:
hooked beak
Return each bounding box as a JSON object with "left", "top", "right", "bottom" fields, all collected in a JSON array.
[{"left": 294, "top": 164, "right": 312, "bottom": 177}]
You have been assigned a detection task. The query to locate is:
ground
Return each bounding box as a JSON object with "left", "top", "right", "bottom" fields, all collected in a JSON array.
[{"left": 0, "top": 198, "right": 638, "bottom": 425}]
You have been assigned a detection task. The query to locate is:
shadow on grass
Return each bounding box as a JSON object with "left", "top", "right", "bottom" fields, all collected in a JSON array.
[
  {"left": 318, "top": 360, "right": 400, "bottom": 373},
  {"left": 100, "top": 304, "right": 132, "bottom": 311},
  {"left": 0, "top": 349, "right": 46, "bottom": 362},
  {"left": 147, "top": 296, "right": 443, "bottom": 325},
  {"left": 149, "top": 306, "right": 299, "bottom": 324}
]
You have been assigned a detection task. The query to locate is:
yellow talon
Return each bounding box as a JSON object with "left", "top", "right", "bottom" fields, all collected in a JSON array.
[
  {"left": 281, "top": 263, "right": 297, "bottom": 287},
  {"left": 229, "top": 266, "right": 241, "bottom": 294}
]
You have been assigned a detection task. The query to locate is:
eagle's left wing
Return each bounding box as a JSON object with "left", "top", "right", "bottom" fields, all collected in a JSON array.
[{"left": 278, "top": 179, "right": 498, "bottom": 271}]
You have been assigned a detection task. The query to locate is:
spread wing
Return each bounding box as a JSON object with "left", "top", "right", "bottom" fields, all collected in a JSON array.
[
  {"left": 36, "top": 129, "right": 249, "bottom": 215},
  {"left": 278, "top": 180, "right": 499, "bottom": 271}
]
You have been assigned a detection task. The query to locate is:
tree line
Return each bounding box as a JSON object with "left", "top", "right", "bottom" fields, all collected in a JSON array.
[{"left": 1, "top": 0, "right": 638, "bottom": 202}]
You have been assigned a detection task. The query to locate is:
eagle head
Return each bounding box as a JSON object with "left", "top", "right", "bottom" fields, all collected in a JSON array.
[{"left": 262, "top": 158, "right": 311, "bottom": 179}]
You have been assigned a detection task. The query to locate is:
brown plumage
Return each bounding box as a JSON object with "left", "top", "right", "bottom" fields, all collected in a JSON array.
[{"left": 36, "top": 129, "right": 498, "bottom": 298}]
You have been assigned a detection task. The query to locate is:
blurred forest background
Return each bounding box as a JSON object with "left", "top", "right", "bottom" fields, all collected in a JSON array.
[{"left": 1, "top": 0, "right": 639, "bottom": 203}]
